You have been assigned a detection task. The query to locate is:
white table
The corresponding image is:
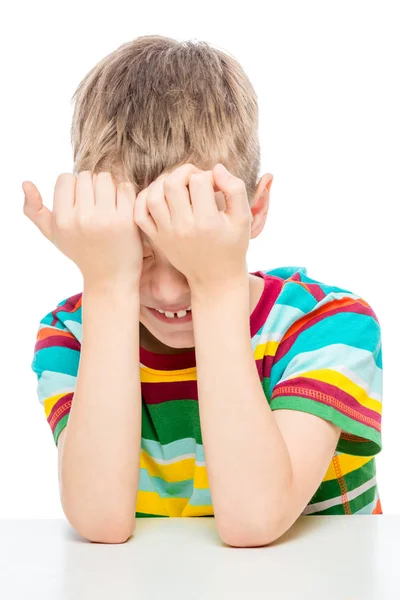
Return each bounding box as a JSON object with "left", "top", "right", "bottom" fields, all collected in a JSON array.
[{"left": 1, "top": 516, "right": 399, "bottom": 599}]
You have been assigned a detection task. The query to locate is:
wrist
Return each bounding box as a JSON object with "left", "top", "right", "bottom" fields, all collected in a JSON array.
[
  {"left": 190, "top": 272, "right": 249, "bottom": 302},
  {"left": 83, "top": 277, "right": 140, "bottom": 298}
]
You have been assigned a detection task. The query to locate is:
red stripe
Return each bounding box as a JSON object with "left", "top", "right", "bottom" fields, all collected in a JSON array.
[
  {"left": 47, "top": 394, "right": 73, "bottom": 431},
  {"left": 272, "top": 376, "right": 381, "bottom": 431},
  {"left": 51, "top": 293, "right": 82, "bottom": 325},
  {"left": 275, "top": 299, "right": 378, "bottom": 364},
  {"left": 35, "top": 334, "right": 81, "bottom": 354}
]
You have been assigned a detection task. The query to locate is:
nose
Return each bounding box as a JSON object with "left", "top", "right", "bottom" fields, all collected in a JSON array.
[{"left": 151, "top": 264, "right": 190, "bottom": 306}]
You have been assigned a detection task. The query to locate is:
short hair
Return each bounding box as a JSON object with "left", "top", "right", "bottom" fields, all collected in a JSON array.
[{"left": 70, "top": 35, "right": 261, "bottom": 204}]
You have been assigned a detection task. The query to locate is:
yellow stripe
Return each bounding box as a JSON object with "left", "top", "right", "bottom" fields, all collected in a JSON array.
[
  {"left": 322, "top": 454, "right": 374, "bottom": 482},
  {"left": 284, "top": 368, "right": 381, "bottom": 415},
  {"left": 43, "top": 393, "right": 71, "bottom": 418},
  {"left": 140, "top": 366, "right": 197, "bottom": 383},
  {"left": 135, "top": 490, "right": 213, "bottom": 517},
  {"left": 254, "top": 340, "right": 278, "bottom": 361},
  {"left": 140, "top": 450, "right": 209, "bottom": 488}
]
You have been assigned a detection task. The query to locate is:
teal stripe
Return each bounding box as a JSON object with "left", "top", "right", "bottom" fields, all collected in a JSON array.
[
  {"left": 32, "top": 347, "right": 79, "bottom": 378},
  {"left": 141, "top": 437, "right": 206, "bottom": 462},
  {"left": 138, "top": 469, "right": 193, "bottom": 497},
  {"left": 138, "top": 469, "right": 212, "bottom": 505},
  {"left": 36, "top": 371, "right": 77, "bottom": 403},
  {"left": 272, "top": 343, "right": 382, "bottom": 398},
  {"left": 271, "top": 310, "right": 382, "bottom": 389}
]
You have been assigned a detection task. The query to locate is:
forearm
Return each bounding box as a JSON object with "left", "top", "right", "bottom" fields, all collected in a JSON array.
[
  {"left": 61, "top": 280, "right": 142, "bottom": 542},
  {"left": 191, "top": 277, "right": 293, "bottom": 545}
]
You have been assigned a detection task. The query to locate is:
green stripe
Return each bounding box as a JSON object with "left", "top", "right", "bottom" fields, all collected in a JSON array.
[
  {"left": 343, "top": 456, "right": 376, "bottom": 493},
  {"left": 310, "top": 485, "right": 377, "bottom": 515},
  {"left": 135, "top": 512, "right": 168, "bottom": 518},
  {"left": 142, "top": 399, "right": 202, "bottom": 444},
  {"left": 308, "top": 476, "right": 342, "bottom": 505},
  {"left": 54, "top": 415, "right": 69, "bottom": 446},
  {"left": 308, "top": 457, "right": 376, "bottom": 506},
  {"left": 269, "top": 395, "right": 381, "bottom": 456}
]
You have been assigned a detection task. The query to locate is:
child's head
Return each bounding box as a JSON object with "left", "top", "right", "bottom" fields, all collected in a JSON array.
[{"left": 70, "top": 35, "right": 273, "bottom": 351}]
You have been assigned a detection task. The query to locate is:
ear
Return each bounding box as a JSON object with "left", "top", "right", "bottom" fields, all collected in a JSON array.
[{"left": 249, "top": 173, "right": 273, "bottom": 239}]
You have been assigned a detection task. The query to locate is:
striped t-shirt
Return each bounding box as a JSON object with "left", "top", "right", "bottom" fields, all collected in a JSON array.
[{"left": 31, "top": 265, "right": 383, "bottom": 517}]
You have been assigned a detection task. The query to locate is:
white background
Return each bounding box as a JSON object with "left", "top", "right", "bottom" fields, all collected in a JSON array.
[{"left": 1, "top": 0, "right": 398, "bottom": 517}]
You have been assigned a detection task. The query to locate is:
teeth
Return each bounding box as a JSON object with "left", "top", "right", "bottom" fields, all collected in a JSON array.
[{"left": 156, "top": 306, "right": 191, "bottom": 318}]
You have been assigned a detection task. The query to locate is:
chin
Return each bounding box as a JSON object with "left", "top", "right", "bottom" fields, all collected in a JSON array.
[
  {"left": 154, "top": 328, "right": 195, "bottom": 348},
  {"left": 140, "top": 313, "right": 195, "bottom": 350}
]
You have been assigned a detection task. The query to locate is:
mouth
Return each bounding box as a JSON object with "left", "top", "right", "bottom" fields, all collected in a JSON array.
[{"left": 147, "top": 306, "right": 193, "bottom": 324}]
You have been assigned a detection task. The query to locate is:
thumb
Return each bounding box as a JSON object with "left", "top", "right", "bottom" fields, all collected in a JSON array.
[{"left": 22, "top": 181, "right": 54, "bottom": 243}]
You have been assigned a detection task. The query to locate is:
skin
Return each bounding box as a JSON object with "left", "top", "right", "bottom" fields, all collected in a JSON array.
[
  {"left": 23, "top": 165, "right": 343, "bottom": 547},
  {"left": 137, "top": 171, "right": 273, "bottom": 354}
]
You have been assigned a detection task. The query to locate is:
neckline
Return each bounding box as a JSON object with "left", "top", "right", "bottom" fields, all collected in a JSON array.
[{"left": 139, "top": 270, "right": 284, "bottom": 370}]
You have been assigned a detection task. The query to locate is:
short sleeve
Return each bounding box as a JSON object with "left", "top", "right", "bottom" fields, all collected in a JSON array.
[
  {"left": 269, "top": 297, "right": 383, "bottom": 457},
  {"left": 31, "top": 305, "right": 81, "bottom": 447}
]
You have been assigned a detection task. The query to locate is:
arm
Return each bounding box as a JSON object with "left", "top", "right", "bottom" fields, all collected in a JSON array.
[
  {"left": 190, "top": 276, "right": 341, "bottom": 547},
  {"left": 60, "top": 281, "right": 142, "bottom": 544}
]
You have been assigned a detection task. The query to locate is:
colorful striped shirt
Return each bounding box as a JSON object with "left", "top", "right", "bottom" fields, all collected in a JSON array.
[{"left": 31, "top": 265, "right": 383, "bottom": 517}]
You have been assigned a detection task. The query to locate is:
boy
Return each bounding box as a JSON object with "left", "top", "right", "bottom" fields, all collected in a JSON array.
[{"left": 23, "top": 35, "right": 383, "bottom": 547}]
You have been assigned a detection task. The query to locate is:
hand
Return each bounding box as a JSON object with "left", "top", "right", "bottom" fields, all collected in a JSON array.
[
  {"left": 22, "top": 171, "right": 144, "bottom": 287},
  {"left": 133, "top": 163, "right": 252, "bottom": 288}
]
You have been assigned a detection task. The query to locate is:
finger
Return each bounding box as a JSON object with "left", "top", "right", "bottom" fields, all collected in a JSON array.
[
  {"left": 145, "top": 179, "right": 172, "bottom": 230},
  {"left": 22, "top": 181, "right": 54, "bottom": 243},
  {"left": 93, "top": 171, "right": 117, "bottom": 211},
  {"left": 212, "top": 164, "right": 249, "bottom": 220},
  {"left": 74, "top": 170, "right": 96, "bottom": 215},
  {"left": 188, "top": 171, "right": 220, "bottom": 222},
  {"left": 133, "top": 187, "right": 158, "bottom": 238},
  {"left": 162, "top": 164, "right": 202, "bottom": 225},
  {"left": 116, "top": 180, "right": 136, "bottom": 218},
  {"left": 53, "top": 173, "right": 76, "bottom": 224}
]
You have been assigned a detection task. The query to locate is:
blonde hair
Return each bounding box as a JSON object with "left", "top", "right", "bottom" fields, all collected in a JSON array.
[{"left": 70, "top": 35, "right": 261, "bottom": 203}]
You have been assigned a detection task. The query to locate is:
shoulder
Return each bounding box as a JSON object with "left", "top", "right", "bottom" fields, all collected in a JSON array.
[
  {"left": 261, "top": 265, "right": 380, "bottom": 331},
  {"left": 32, "top": 292, "right": 83, "bottom": 370},
  {"left": 36, "top": 292, "right": 83, "bottom": 337},
  {"left": 261, "top": 267, "right": 383, "bottom": 457}
]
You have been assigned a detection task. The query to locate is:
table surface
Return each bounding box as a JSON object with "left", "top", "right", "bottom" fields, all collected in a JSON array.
[{"left": 1, "top": 515, "right": 399, "bottom": 599}]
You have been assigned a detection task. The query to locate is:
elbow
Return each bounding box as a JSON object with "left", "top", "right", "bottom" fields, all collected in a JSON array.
[
  {"left": 75, "top": 519, "right": 135, "bottom": 544},
  {"left": 61, "top": 489, "right": 136, "bottom": 544},
  {"left": 82, "top": 524, "right": 134, "bottom": 544},
  {"left": 219, "top": 525, "right": 278, "bottom": 548},
  {"left": 62, "top": 502, "right": 135, "bottom": 544},
  {"left": 217, "top": 511, "right": 289, "bottom": 548}
]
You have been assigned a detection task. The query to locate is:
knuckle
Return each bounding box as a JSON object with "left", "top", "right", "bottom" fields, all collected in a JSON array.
[
  {"left": 75, "top": 213, "right": 97, "bottom": 230},
  {"left": 146, "top": 194, "right": 158, "bottom": 207},
  {"left": 133, "top": 210, "right": 142, "bottom": 224},
  {"left": 164, "top": 174, "right": 179, "bottom": 190},
  {"left": 56, "top": 217, "right": 73, "bottom": 231},
  {"left": 177, "top": 224, "right": 194, "bottom": 238},
  {"left": 77, "top": 170, "right": 92, "bottom": 180},
  {"left": 198, "top": 221, "right": 216, "bottom": 235},
  {"left": 190, "top": 172, "right": 203, "bottom": 182},
  {"left": 55, "top": 173, "right": 75, "bottom": 189}
]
